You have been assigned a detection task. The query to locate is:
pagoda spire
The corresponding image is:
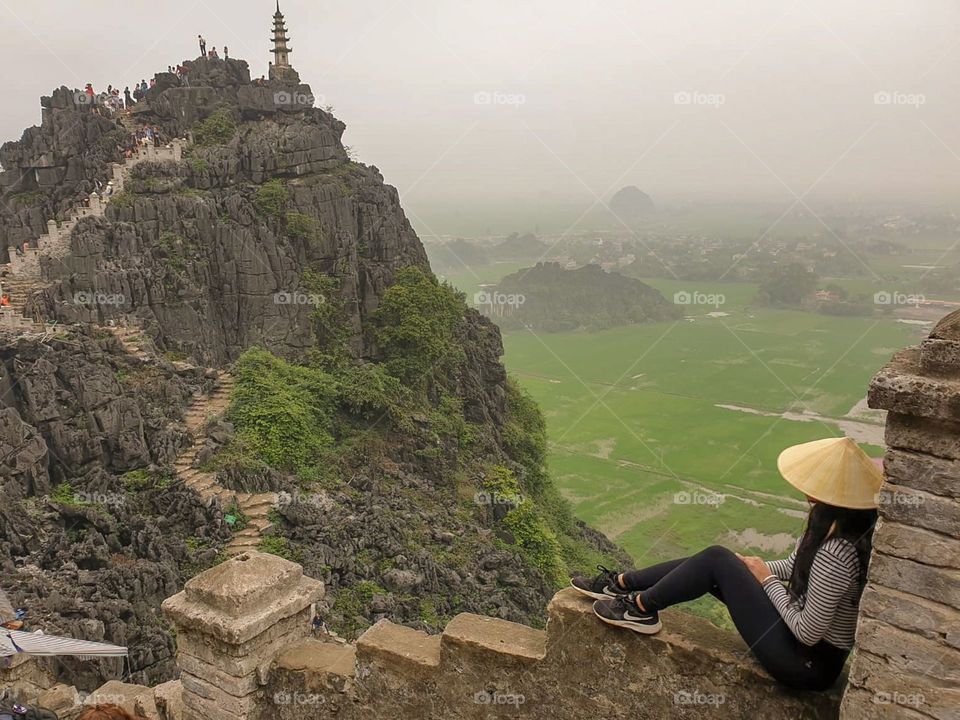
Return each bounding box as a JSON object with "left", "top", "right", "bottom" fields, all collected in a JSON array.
[{"left": 270, "top": 1, "right": 292, "bottom": 69}]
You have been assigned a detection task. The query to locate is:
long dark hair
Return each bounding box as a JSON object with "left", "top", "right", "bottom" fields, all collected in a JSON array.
[{"left": 788, "top": 501, "right": 877, "bottom": 603}]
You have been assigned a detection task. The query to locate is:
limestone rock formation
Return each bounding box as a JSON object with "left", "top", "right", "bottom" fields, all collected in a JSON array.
[{"left": 609, "top": 185, "right": 655, "bottom": 224}]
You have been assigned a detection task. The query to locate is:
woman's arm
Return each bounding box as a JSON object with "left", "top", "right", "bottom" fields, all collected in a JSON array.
[
  {"left": 765, "top": 549, "right": 797, "bottom": 581},
  {"left": 761, "top": 539, "right": 858, "bottom": 646}
]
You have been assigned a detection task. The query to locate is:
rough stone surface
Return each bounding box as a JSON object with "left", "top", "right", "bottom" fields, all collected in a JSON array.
[
  {"left": 162, "top": 552, "right": 324, "bottom": 720},
  {"left": 265, "top": 587, "right": 840, "bottom": 719},
  {"left": 843, "top": 326, "right": 960, "bottom": 720}
]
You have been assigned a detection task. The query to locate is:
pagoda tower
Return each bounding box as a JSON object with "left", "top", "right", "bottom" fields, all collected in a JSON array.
[{"left": 269, "top": 1, "right": 298, "bottom": 82}]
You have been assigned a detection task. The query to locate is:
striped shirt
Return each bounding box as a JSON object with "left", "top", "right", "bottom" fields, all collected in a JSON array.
[{"left": 763, "top": 537, "right": 862, "bottom": 649}]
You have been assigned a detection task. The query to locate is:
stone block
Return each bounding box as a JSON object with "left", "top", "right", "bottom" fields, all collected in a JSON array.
[
  {"left": 869, "top": 349, "right": 960, "bottom": 423},
  {"left": 356, "top": 620, "right": 440, "bottom": 674},
  {"left": 273, "top": 640, "right": 357, "bottom": 694},
  {"left": 885, "top": 413, "right": 960, "bottom": 460},
  {"left": 873, "top": 519, "right": 960, "bottom": 570},
  {"left": 37, "top": 683, "right": 80, "bottom": 717},
  {"left": 869, "top": 553, "right": 960, "bottom": 610},
  {"left": 876, "top": 484, "right": 960, "bottom": 538},
  {"left": 442, "top": 613, "right": 546, "bottom": 665},
  {"left": 840, "top": 685, "right": 931, "bottom": 720},
  {"left": 845, "top": 649, "right": 959, "bottom": 720},
  {"left": 152, "top": 680, "right": 183, "bottom": 720},
  {"left": 921, "top": 338, "right": 960, "bottom": 377},
  {"left": 884, "top": 448, "right": 960, "bottom": 498},
  {"left": 174, "top": 605, "right": 314, "bottom": 673},
  {"left": 858, "top": 584, "right": 960, "bottom": 649},
  {"left": 180, "top": 672, "right": 255, "bottom": 716},
  {"left": 856, "top": 618, "right": 960, "bottom": 684},
  {"left": 162, "top": 551, "right": 324, "bottom": 645}
]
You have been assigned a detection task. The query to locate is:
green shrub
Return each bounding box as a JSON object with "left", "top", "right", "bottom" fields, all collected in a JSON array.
[
  {"left": 286, "top": 212, "right": 319, "bottom": 243},
  {"left": 374, "top": 267, "right": 465, "bottom": 387},
  {"left": 121, "top": 470, "right": 152, "bottom": 491},
  {"left": 502, "top": 501, "right": 565, "bottom": 586},
  {"left": 502, "top": 378, "right": 549, "bottom": 494},
  {"left": 335, "top": 363, "right": 410, "bottom": 422},
  {"left": 193, "top": 108, "right": 237, "bottom": 147},
  {"left": 255, "top": 179, "right": 288, "bottom": 217},
  {"left": 227, "top": 347, "right": 338, "bottom": 480},
  {"left": 51, "top": 482, "right": 80, "bottom": 505},
  {"left": 259, "top": 535, "right": 300, "bottom": 562}
]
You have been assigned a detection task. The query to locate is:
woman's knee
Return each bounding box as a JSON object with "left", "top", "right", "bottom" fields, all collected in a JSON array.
[{"left": 698, "top": 545, "right": 737, "bottom": 564}]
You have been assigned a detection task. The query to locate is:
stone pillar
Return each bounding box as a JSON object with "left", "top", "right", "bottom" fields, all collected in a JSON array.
[
  {"left": 841, "top": 309, "right": 960, "bottom": 719},
  {"left": 162, "top": 551, "right": 325, "bottom": 720}
]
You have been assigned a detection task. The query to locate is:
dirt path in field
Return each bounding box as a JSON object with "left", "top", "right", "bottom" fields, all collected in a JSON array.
[{"left": 715, "top": 403, "right": 885, "bottom": 446}]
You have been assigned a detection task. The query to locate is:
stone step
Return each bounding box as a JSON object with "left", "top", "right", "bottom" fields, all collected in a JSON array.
[
  {"left": 231, "top": 527, "right": 262, "bottom": 539},
  {"left": 247, "top": 518, "right": 274, "bottom": 533}
]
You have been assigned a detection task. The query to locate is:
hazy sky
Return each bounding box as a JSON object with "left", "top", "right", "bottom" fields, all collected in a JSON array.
[{"left": 1, "top": 0, "right": 959, "bottom": 233}]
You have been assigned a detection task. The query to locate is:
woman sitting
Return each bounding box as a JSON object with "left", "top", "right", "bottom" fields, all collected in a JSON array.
[{"left": 571, "top": 437, "right": 882, "bottom": 691}]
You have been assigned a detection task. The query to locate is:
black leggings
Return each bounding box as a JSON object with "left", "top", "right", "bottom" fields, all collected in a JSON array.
[{"left": 620, "top": 545, "right": 848, "bottom": 691}]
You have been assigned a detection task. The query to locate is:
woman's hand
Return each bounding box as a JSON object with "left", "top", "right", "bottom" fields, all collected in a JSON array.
[{"left": 736, "top": 553, "right": 774, "bottom": 584}]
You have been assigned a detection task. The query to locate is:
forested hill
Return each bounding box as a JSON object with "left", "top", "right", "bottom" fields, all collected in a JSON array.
[{"left": 484, "top": 262, "right": 682, "bottom": 331}]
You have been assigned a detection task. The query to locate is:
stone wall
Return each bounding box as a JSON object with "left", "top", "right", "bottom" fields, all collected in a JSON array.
[
  {"left": 841, "top": 309, "right": 960, "bottom": 719},
  {"left": 264, "top": 588, "right": 839, "bottom": 720}
]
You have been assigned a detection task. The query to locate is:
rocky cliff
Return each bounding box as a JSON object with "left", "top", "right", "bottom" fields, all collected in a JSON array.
[{"left": 0, "top": 56, "right": 622, "bottom": 690}]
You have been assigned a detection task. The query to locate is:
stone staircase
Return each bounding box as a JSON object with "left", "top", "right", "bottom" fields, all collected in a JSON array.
[
  {"left": 0, "top": 138, "right": 185, "bottom": 335},
  {"left": 172, "top": 373, "right": 279, "bottom": 556}
]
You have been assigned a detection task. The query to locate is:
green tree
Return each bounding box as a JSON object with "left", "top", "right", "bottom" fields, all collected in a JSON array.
[
  {"left": 373, "top": 267, "right": 466, "bottom": 387},
  {"left": 758, "top": 263, "right": 818, "bottom": 306}
]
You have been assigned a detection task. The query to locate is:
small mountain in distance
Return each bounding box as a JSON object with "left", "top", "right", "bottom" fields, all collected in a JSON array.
[
  {"left": 481, "top": 262, "right": 682, "bottom": 332},
  {"left": 609, "top": 186, "right": 655, "bottom": 224},
  {"left": 494, "top": 232, "right": 551, "bottom": 260},
  {"left": 428, "top": 238, "right": 490, "bottom": 271}
]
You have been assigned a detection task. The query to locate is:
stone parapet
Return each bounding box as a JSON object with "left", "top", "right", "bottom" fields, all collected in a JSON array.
[
  {"left": 162, "top": 551, "right": 324, "bottom": 720},
  {"left": 842, "top": 309, "right": 960, "bottom": 720},
  {"left": 265, "top": 588, "right": 840, "bottom": 719}
]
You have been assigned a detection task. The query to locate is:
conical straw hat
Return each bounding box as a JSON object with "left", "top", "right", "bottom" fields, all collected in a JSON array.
[{"left": 777, "top": 437, "right": 884, "bottom": 509}]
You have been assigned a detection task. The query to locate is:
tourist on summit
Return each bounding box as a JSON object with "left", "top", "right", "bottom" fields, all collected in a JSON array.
[
  {"left": 223, "top": 45, "right": 229, "bottom": 59},
  {"left": 572, "top": 437, "right": 881, "bottom": 692},
  {"left": 84, "top": 83, "right": 94, "bottom": 98},
  {"left": 123, "top": 86, "right": 133, "bottom": 109},
  {"left": 209, "top": 46, "right": 219, "bottom": 59},
  {"left": 198, "top": 34, "right": 206, "bottom": 56}
]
